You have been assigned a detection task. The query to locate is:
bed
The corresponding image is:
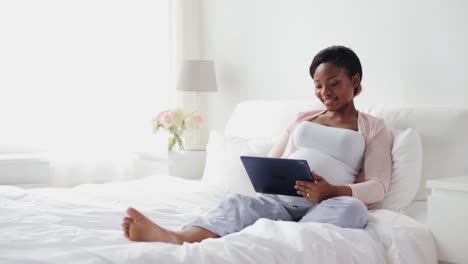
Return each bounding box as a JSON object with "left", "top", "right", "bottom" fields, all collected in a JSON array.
[
  {"left": 3, "top": 99, "right": 467, "bottom": 264},
  {"left": 1, "top": 175, "right": 435, "bottom": 264}
]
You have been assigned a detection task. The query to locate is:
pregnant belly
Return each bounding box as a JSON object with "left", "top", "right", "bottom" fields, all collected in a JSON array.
[{"left": 287, "top": 149, "right": 357, "bottom": 185}]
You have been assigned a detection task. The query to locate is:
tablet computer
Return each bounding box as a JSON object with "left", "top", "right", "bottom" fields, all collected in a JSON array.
[{"left": 240, "top": 156, "right": 314, "bottom": 196}]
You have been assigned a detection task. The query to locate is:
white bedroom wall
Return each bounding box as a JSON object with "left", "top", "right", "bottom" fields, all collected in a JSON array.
[{"left": 196, "top": 0, "right": 468, "bottom": 137}]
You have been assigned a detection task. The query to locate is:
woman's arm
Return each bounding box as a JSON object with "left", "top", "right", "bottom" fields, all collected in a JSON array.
[
  {"left": 267, "top": 121, "right": 295, "bottom": 158},
  {"left": 348, "top": 128, "right": 393, "bottom": 204}
]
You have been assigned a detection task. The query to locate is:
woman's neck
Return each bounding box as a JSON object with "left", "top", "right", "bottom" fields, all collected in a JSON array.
[{"left": 325, "top": 101, "right": 358, "bottom": 121}]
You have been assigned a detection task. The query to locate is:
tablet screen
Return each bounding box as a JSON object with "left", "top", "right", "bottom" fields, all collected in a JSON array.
[{"left": 240, "top": 156, "right": 314, "bottom": 196}]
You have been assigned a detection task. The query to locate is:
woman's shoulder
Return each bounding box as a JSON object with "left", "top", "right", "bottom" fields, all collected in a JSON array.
[
  {"left": 358, "top": 112, "right": 389, "bottom": 141},
  {"left": 358, "top": 111, "right": 385, "bottom": 125}
]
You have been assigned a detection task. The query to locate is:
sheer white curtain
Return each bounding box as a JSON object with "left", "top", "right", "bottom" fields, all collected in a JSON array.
[{"left": 0, "top": 0, "right": 171, "bottom": 185}]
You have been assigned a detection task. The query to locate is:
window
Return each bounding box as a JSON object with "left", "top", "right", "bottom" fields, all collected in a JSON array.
[{"left": 0, "top": 1, "right": 172, "bottom": 184}]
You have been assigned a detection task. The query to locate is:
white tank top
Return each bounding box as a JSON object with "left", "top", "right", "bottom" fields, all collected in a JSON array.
[{"left": 278, "top": 121, "right": 365, "bottom": 207}]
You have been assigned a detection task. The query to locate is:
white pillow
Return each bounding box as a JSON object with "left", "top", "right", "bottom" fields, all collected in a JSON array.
[
  {"left": 202, "top": 128, "right": 422, "bottom": 212},
  {"left": 370, "top": 128, "right": 423, "bottom": 211},
  {"left": 201, "top": 130, "right": 278, "bottom": 196}
]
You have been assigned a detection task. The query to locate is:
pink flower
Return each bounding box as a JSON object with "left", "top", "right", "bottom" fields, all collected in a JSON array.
[
  {"left": 194, "top": 114, "right": 203, "bottom": 125},
  {"left": 185, "top": 112, "right": 204, "bottom": 129},
  {"left": 154, "top": 111, "right": 163, "bottom": 120},
  {"left": 160, "top": 111, "right": 173, "bottom": 128}
]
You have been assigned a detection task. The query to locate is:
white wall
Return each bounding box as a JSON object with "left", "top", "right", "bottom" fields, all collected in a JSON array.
[{"left": 196, "top": 0, "right": 468, "bottom": 137}]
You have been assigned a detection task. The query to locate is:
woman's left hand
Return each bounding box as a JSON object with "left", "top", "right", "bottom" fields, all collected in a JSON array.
[{"left": 295, "top": 171, "right": 337, "bottom": 203}]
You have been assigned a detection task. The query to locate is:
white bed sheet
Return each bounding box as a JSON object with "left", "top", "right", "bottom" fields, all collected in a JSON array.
[
  {"left": 0, "top": 175, "right": 437, "bottom": 264},
  {"left": 403, "top": 201, "right": 428, "bottom": 224}
]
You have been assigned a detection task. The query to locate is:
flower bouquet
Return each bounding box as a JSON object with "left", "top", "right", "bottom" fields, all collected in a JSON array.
[{"left": 153, "top": 109, "right": 203, "bottom": 151}]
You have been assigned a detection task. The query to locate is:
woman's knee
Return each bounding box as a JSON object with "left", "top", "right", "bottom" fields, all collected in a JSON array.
[
  {"left": 225, "top": 193, "right": 273, "bottom": 204},
  {"left": 329, "top": 196, "right": 368, "bottom": 229},
  {"left": 225, "top": 193, "right": 243, "bottom": 200},
  {"left": 222, "top": 193, "right": 260, "bottom": 209},
  {"left": 302, "top": 196, "right": 368, "bottom": 229},
  {"left": 225, "top": 193, "right": 253, "bottom": 203}
]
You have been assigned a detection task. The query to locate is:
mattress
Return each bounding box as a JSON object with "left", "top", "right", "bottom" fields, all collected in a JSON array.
[{"left": 0, "top": 175, "right": 437, "bottom": 264}]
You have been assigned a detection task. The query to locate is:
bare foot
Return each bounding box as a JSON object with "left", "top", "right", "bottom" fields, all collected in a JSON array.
[{"left": 122, "top": 207, "right": 182, "bottom": 244}]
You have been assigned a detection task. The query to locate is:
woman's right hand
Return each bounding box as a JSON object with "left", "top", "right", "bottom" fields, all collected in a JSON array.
[{"left": 295, "top": 171, "right": 337, "bottom": 203}]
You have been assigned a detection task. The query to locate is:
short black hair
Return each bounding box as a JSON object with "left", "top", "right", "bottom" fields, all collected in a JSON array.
[{"left": 309, "top": 46, "right": 362, "bottom": 81}]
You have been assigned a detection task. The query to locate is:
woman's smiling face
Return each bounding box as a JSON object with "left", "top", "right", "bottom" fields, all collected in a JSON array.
[{"left": 313, "top": 62, "right": 360, "bottom": 111}]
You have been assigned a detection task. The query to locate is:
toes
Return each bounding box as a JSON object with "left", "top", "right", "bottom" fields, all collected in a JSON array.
[
  {"left": 123, "top": 217, "right": 133, "bottom": 224},
  {"left": 122, "top": 223, "right": 130, "bottom": 238},
  {"left": 122, "top": 224, "right": 130, "bottom": 238},
  {"left": 127, "top": 207, "right": 145, "bottom": 221}
]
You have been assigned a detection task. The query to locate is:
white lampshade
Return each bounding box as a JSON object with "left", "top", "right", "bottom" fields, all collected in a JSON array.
[{"left": 176, "top": 60, "right": 218, "bottom": 92}]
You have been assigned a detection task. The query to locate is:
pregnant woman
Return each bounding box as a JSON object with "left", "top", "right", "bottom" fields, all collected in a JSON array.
[{"left": 122, "top": 45, "right": 393, "bottom": 244}]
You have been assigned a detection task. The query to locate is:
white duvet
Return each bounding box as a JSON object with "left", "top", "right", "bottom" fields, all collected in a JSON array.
[{"left": 0, "top": 175, "right": 437, "bottom": 264}]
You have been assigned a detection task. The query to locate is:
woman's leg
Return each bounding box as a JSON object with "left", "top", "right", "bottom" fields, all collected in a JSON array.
[
  {"left": 180, "top": 193, "right": 293, "bottom": 237},
  {"left": 122, "top": 208, "right": 219, "bottom": 244},
  {"left": 122, "top": 193, "right": 293, "bottom": 244},
  {"left": 122, "top": 207, "right": 184, "bottom": 244},
  {"left": 298, "top": 196, "right": 368, "bottom": 229}
]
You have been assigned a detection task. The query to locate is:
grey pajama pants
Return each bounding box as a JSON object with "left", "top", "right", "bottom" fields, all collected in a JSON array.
[{"left": 181, "top": 193, "right": 368, "bottom": 237}]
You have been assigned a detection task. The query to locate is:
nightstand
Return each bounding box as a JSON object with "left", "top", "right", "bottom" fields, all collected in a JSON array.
[
  {"left": 0, "top": 153, "right": 50, "bottom": 187},
  {"left": 427, "top": 176, "right": 468, "bottom": 264},
  {"left": 134, "top": 152, "right": 168, "bottom": 178},
  {"left": 168, "top": 149, "right": 206, "bottom": 180}
]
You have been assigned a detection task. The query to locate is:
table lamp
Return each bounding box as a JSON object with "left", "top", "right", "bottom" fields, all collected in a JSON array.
[{"left": 176, "top": 60, "right": 218, "bottom": 149}]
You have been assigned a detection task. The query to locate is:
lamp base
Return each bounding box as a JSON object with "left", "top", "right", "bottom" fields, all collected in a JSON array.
[{"left": 183, "top": 129, "right": 204, "bottom": 150}]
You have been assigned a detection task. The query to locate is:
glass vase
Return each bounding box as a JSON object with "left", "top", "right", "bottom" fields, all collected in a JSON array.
[{"left": 168, "top": 133, "right": 185, "bottom": 152}]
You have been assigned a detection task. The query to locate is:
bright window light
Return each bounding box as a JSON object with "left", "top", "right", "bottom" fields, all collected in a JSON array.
[{"left": 0, "top": 0, "right": 171, "bottom": 156}]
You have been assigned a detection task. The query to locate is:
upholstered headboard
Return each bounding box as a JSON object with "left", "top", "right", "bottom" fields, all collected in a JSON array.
[{"left": 224, "top": 100, "right": 468, "bottom": 201}]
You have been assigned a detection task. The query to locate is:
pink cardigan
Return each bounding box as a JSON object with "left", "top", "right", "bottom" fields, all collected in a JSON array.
[{"left": 267, "top": 109, "right": 393, "bottom": 205}]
